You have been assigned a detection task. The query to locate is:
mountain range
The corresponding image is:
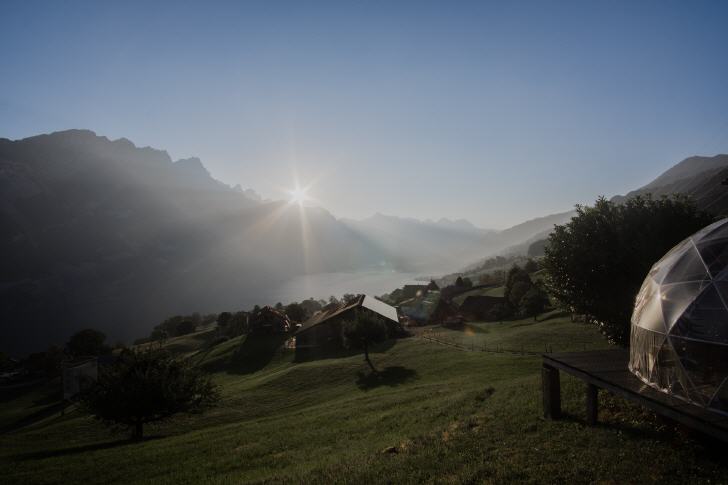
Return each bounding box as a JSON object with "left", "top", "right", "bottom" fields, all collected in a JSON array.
[{"left": 1, "top": 130, "right": 726, "bottom": 353}]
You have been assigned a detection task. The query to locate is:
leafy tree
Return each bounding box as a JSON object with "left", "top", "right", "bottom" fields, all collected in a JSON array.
[
  {"left": 223, "top": 312, "right": 248, "bottom": 338},
  {"left": 543, "top": 195, "right": 713, "bottom": 346},
  {"left": 176, "top": 320, "right": 196, "bottom": 336},
  {"left": 285, "top": 302, "right": 307, "bottom": 322},
  {"left": 299, "top": 298, "right": 322, "bottom": 318},
  {"left": 519, "top": 286, "right": 549, "bottom": 320},
  {"left": 523, "top": 258, "right": 539, "bottom": 273},
  {"left": 455, "top": 276, "right": 465, "bottom": 288},
  {"left": 217, "top": 312, "right": 232, "bottom": 330},
  {"left": 24, "top": 345, "right": 64, "bottom": 377},
  {"left": 341, "top": 293, "right": 359, "bottom": 304},
  {"left": 504, "top": 265, "right": 533, "bottom": 309},
  {"left": 341, "top": 312, "right": 388, "bottom": 372},
  {"left": 81, "top": 348, "right": 219, "bottom": 440},
  {"left": 67, "top": 329, "right": 109, "bottom": 357},
  {"left": 508, "top": 280, "right": 532, "bottom": 309},
  {"left": 274, "top": 302, "right": 284, "bottom": 310}
]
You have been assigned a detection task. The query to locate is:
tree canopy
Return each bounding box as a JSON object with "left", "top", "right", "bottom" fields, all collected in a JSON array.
[
  {"left": 543, "top": 195, "right": 713, "bottom": 346},
  {"left": 67, "top": 329, "right": 109, "bottom": 357},
  {"left": 81, "top": 347, "right": 219, "bottom": 439},
  {"left": 341, "top": 312, "right": 389, "bottom": 372}
]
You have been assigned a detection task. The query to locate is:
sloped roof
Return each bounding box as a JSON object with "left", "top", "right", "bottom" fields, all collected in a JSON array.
[
  {"left": 362, "top": 295, "right": 399, "bottom": 322},
  {"left": 296, "top": 294, "right": 398, "bottom": 335}
]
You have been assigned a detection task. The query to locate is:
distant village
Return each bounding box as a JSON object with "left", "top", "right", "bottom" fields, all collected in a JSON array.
[{"left": 1, "top": 255, "right": 546, "bottom": 402}]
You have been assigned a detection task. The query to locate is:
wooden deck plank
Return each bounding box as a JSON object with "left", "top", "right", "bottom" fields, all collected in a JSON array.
[{"left": 542, "top": 349, "right": 728, "bottom": 441}]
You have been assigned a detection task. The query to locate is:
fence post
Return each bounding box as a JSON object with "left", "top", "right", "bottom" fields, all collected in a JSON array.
[
  {"left": 586, "top": 383, "right": 598, "bottom": 425},
  {"left": 542, "top": 363, "right": 561, "bottom": 419}
]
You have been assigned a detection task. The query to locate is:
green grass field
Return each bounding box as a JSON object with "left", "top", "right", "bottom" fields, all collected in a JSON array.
[{"left": 2, "top": 315, "right": 727, "bottom": 484}]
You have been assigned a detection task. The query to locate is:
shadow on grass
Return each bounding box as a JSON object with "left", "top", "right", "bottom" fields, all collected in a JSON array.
[
  {"left": 15, "top": 436, "right": 163, "bottom": 461},
  {"left": 538, "top": 310, "right": 572, "bottom": 322},
  {"left": 356, "top": 366, "right": 418, "bottom": 391},
  {"left": 294, "top": 339, "right": 397, "bottom": 364},
  {"left": 0, "top": 401, "right": 69, "bottom": 434}
]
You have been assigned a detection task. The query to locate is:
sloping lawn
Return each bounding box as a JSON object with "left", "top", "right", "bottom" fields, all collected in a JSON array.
[{"left": 1, "top": 321, "right": 726, "bottom": 484}]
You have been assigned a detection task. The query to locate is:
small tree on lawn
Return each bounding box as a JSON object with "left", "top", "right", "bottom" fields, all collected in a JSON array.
[
  {"left": 81, "top": 347, "right": 219, "bottom": 440},
  {"left": 341, "top": 312, "right": 388, "bottom": 372},
  {"left": 519, "top": 286, "right": 549, "bottom": 321}
]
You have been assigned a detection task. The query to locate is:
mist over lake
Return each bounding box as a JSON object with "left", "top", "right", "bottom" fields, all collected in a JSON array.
[{"left": 263, "top": 271, "right": 425, "bottom": 305}]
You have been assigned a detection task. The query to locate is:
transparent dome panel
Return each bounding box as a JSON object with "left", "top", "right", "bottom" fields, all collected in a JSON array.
[
  {"left": 661, "top": 245, "right": 710, "bottom": 285},
  {"left": 659, "top": 281, "right": 709, "bottom": 332},
  {"left": 697, "top": 238, "right": 728, "bottom": 278},
  {"left": 671, "top": 285, "right": 728, "bottom": 343}
]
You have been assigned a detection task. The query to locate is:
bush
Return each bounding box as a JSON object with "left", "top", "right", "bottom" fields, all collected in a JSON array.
[{"left": 543, "top": 195, "right": 713, "bottom": 346}]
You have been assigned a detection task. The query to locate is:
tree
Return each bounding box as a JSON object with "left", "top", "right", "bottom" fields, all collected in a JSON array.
[
  {"left": 341, "top": 293, "right": 358, "bottom": 304},
  {"left": 285, "top": 302, "right": 307, "bottom": 323},
  {"left": 299, "top": 298, "right": 323, "bottom": 318},
  {"left": 504, "top": 265, "right": 533, "bottom": 309},
  {"left": 341, "top": 312, "right": 388, "bottom": 372},
  {"left": 523, "top": 258, "right": 539, "bottom": 273},
  {"left": 543, "top": 195, "right": 713, "bottom": 346},
  {"left": 217, "top": 311, "right": 232, "bottom": 330},
  {"left": 81, "top": 348, "right": 219, "bottom": 440},
  {"left": 24, "top": 345, "right": 64, "bottom": 377},
  {"left": 176, "top": 320, "right": 196, "bottom": 335},
  {"left": 67, "top": 329, "right": 109, "bottom": 357},
  {"left": 223, "top": 312, "right": 248, "bottom": 338},
  {"left": 519, "top": 286, "right": 549, "bottom": 320}
]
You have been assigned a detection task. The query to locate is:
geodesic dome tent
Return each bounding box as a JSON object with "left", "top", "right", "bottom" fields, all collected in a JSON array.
[{"left": 630, "top": 218, "right": 728, "bottom": 414}]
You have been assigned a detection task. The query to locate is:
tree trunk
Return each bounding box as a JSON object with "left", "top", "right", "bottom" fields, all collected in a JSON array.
[
  {"left": 133, "top": 421, "right": 143, "bottom": 440},
  {"left": 363, "top": 343, "right": 376, "bottom": 372}
]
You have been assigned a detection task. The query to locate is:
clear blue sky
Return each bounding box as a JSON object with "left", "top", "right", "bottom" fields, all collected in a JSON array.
[{"left": 2, "top": 1, "right": 728, "bottom": 228}]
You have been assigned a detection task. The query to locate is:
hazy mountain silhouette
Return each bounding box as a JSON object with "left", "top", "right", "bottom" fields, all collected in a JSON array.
[
  {"left": 0, "top": 130, "right": 386, "bottom": 353},
  {"left": 612, "top": 154, "right": 728, "bottom": 213},
  {"left": 5, "top": 129, "right": 694, "bottom": 354},
  {"left": 3, "top": 130, "right": 562, "bottom": 353}
]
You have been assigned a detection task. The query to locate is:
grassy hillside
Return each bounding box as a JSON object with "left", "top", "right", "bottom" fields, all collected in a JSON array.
[{"left": 2, "top": 316, "right": 727, "bottom": 484}]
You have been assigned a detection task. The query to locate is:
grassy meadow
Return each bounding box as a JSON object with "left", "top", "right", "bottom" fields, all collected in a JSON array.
[{"left": 2, "top": 314, "right": 727, "bottom": 484}]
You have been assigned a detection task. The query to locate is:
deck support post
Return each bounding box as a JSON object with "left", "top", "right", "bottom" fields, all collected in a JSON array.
[
  {"left": 586, "top": 383, "right": 598, "bottom": 425},
  {"left": 542, "top": 363, "right": 561, "bottom": 419}
]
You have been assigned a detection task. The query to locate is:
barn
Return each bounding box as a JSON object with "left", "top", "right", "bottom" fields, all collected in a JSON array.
[
  {"left": 459, "top": 295, "right": 505, "bottom": 321},
  {"left": 294, "top": 295, "right": 400, "bottom": 358}
]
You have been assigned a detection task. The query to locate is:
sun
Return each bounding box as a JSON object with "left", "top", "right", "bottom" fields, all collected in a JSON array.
[{"left": 289, "top": 185, "right": 310, "bottom": 206}]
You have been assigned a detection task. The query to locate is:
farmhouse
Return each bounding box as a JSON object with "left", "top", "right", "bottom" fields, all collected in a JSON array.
[
  {"left": 295, "top": 295, "right": 400, "bottom": 358},
  {"left": 428, "top": 297, "right": 462, "bottom": 326},
  {"left": 249, "top": 306, "right": 292, "bottom": 335},
  {"left": 459, "top": 295, "right": 505, "bottom": 321},
  {"left": 62, "top": 358, "right": 98, "bottom": 400}
]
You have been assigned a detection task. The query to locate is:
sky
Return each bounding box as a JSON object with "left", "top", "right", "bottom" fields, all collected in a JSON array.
[{"left": 2, "top": 1, "right": 728, "bottom": 229}]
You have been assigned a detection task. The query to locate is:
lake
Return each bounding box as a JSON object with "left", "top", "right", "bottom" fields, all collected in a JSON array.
[{"left": 262, "top": 271, "right": 425, "bottom": 304}]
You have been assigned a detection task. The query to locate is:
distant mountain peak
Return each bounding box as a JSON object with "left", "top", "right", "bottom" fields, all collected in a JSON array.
[
  {"left": 173, "top": 157, "right": 210, "bottom": 178},
  {"left": 645, "top": 154, "right": 728, "bottom": 189}
]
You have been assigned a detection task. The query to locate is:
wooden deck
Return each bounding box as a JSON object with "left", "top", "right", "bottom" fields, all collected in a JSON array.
[{"left": 542, "top": 349, "right": 728, "bottom": 442}]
